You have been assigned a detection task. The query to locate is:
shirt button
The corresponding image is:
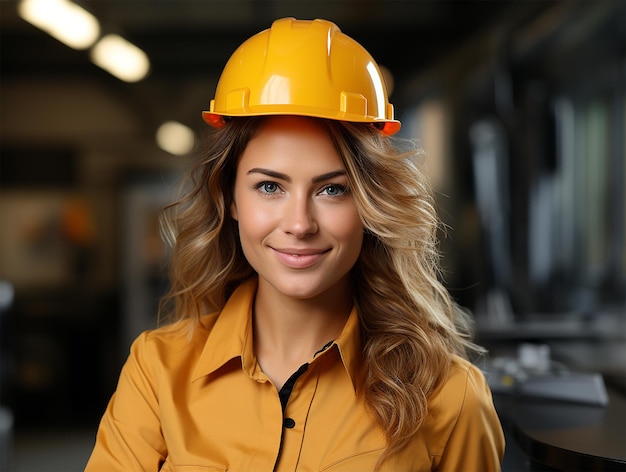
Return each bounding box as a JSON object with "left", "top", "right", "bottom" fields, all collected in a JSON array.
[{"left": 283, "top": 417, "right": 296, "bottom": 429}]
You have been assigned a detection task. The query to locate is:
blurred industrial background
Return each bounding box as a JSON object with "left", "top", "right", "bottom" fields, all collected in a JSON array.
[{"left": 0, "top": 0, "right": 624, "bottom": 470}]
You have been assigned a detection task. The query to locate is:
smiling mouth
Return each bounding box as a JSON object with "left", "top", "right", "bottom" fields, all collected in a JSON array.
[{"left": 271, "top": 247, "right": 330, "bottom": 269}]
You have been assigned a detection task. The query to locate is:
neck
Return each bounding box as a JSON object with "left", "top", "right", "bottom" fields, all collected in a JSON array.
[{"left": 252, "top": 279, "right": 353, "bottom": 388}]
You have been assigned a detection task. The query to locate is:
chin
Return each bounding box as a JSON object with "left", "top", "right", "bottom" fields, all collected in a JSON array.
[
  {"left": 276, "top": 283, "right": 326, "bottom": 300},
  {"left": 266, "top": 274, "right": 350, "bottom": 302}
]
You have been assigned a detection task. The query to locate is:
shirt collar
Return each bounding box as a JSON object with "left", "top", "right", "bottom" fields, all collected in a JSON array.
[
  {"left": 191, "top": 278, "right": 363, "bottom": 392},
  {"left": 191, "top": 279, "right": 257, "bottom": 382},
  {"left": 330, "top": 304, "right": 362, "bottom": 393}
]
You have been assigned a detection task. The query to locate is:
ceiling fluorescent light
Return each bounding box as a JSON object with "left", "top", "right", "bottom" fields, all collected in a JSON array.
[
  {"left": 90, "top": 34, "right": 150, "bottom": 82},
  {"left": 18, "top": 0, "right": 100, "bottom": 50},
  {"left": 156, "top": 121, "right": 195, "bottom": 156}
]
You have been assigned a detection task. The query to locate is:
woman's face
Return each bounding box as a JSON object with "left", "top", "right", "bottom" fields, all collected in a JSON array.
[{"left": 231, "top": 116, "right": 364, "bottom": 302}]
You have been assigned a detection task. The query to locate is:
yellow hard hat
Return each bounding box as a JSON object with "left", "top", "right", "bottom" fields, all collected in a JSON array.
[{"left": 202, "top": 17, "right": 401, "bottom": 136}]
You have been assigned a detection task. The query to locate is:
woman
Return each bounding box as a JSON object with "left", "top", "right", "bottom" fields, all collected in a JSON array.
[{"left": 86, "top": 18, "right": 504, "bottom": 471}]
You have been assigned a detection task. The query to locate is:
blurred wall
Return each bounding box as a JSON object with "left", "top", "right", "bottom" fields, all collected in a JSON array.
[{"left": 395, "top": 0, "right": 625, "bottom": 316}]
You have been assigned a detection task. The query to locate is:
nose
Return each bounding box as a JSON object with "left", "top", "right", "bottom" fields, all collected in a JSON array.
[{"left": 281, "top": 192, "right": 318, "bottom": 238}]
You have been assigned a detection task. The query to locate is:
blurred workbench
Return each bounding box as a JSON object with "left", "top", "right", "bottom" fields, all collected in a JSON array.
[{"left": 476, "top": 310, "right": 626, "bottom": 471}]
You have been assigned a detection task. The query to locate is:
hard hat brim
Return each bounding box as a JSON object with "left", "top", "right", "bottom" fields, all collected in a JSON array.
[{"left": 201, "top": 110, "right": 401, "bottom": 136}]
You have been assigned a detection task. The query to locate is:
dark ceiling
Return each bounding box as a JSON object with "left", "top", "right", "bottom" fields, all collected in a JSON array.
[{"left": 1, "top": 1, "right": 556, "bottom": 86}]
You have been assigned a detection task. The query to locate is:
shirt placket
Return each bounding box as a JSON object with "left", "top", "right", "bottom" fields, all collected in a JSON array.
[{"left": 273, "top": 362, "right": 321, "bottom": 472}]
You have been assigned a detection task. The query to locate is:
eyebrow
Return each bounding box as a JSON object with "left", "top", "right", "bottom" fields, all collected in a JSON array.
[{"left": 246, "top": 168, "right": 347, "bottom": 183}]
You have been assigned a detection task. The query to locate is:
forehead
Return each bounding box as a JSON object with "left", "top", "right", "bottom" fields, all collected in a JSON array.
[{"left": 238, "top": 116, "right": 344, "bottom": 172}]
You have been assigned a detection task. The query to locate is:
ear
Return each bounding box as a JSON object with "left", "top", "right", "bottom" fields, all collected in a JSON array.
[{"left": 230, "top": 200, "right": 238, "bottom": 221}]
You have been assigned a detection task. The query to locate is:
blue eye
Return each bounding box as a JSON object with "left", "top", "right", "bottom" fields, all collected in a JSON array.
[
  {"left": 255, "top": 181, "right": 280, "bottom": 194},
  {"left": 321, "top": 184, "right": 348, "bottom": 196}
]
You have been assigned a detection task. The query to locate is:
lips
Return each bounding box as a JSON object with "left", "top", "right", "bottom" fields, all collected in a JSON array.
[{"left": 271, "top": 247, "right": 330, "bottom": 269}]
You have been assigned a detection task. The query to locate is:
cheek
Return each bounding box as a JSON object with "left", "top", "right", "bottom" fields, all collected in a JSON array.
[
  {"left": 235, "top": 201, "right": 275, "bottom": 240},
  {"left": 332, "top": 208, "right": 364, "bottom": 248}
]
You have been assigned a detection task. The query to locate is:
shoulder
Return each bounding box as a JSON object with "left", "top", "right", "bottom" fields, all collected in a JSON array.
[
  {"left": 441, "top": 355, "right": 492, "bottom": 402},
  {"left": 431, "top": 355, "right": 494, "bottom": 415},
  {"left": 423, "top": 355, "right": 498, "bottom": 449},
  {"left": 127, "top": 314, "right": 219, "bottom": 369}
]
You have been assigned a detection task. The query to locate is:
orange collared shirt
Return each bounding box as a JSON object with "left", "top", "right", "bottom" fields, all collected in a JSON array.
[{"left": 86, "top": 279, "right": 505, "bottom": 471}]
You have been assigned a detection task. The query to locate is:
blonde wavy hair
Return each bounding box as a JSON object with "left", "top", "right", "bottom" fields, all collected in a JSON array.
[{"left": 160, "top": 116, "right": 480, "bottom": 465}]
